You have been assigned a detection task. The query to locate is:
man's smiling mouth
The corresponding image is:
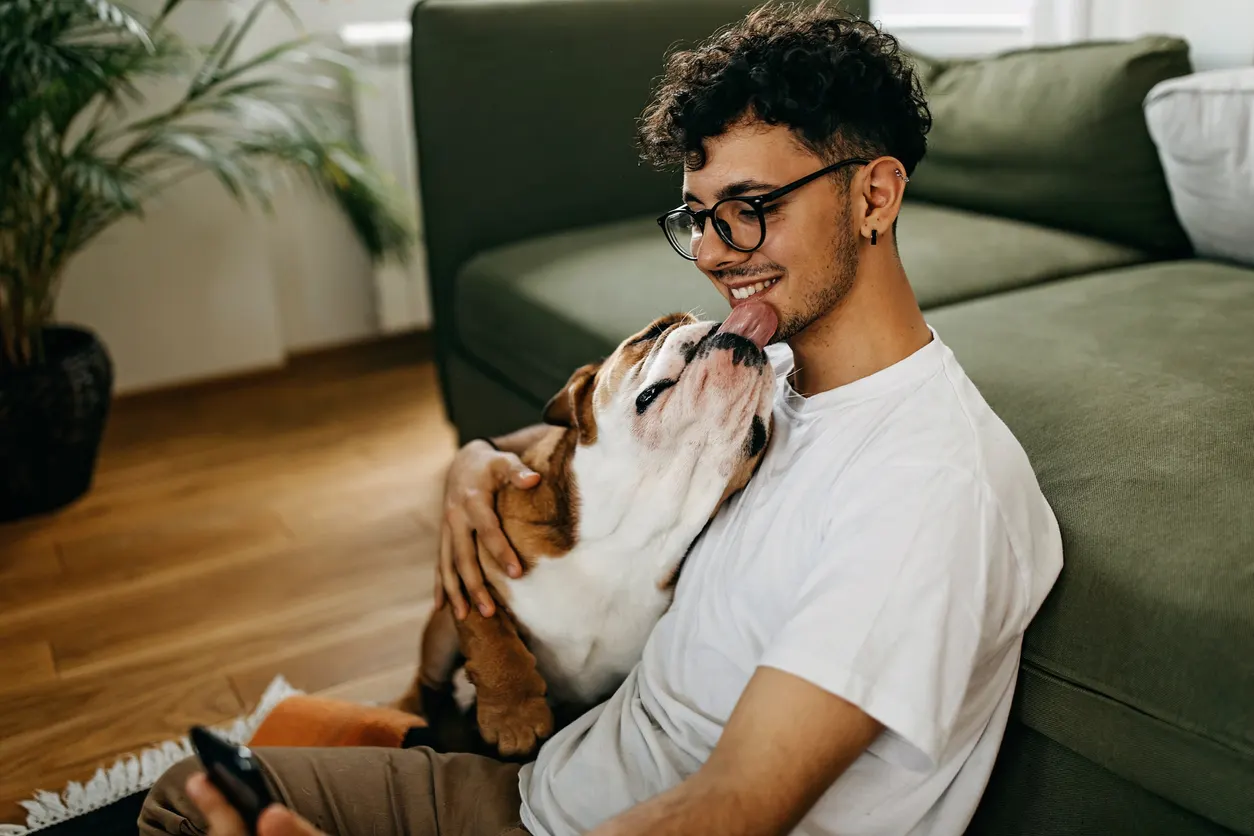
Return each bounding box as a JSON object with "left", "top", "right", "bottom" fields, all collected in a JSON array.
[{"left": 727, "top": 276, "right": 781, "bottom": 301}]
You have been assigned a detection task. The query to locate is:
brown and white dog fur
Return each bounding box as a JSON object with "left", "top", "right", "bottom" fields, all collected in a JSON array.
[{"left": 395, "top": 311, "right": 776, "bottom": 758}]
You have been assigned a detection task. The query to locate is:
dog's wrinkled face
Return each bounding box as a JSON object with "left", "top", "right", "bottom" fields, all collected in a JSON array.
[{"left": 543, "top": 310, "right": 775, "bottom": 553}]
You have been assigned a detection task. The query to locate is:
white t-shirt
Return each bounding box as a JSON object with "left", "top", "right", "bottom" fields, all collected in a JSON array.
[{"left": 518, "top": 328, "right": 1064, "bottom": 836}]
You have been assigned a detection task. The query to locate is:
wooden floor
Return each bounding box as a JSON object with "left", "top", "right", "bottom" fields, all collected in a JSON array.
[{"left": 0, "top": 335, "right": 456, "bottom": 825}]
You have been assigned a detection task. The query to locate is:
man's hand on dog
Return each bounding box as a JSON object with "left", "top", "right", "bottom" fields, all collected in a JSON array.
[
  {"left": 436, "top": 438, "right": 540, "bottom": 620},
  {"left": 185, "top": 772, "right": 325, "bottom": 836}
]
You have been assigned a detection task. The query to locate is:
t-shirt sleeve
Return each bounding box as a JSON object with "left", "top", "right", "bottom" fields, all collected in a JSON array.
[{"left": 758, "top": 465, "right": 1014, "bottom": 770}]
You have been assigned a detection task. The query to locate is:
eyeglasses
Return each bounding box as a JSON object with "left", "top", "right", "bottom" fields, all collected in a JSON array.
[{"left": 656, "top": 157, "right": 869, "bottom": 261}]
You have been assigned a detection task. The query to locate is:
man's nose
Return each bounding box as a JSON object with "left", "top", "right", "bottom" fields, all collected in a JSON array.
[{"left": 694, "top": 220, "right": 752, "bottom": 273}]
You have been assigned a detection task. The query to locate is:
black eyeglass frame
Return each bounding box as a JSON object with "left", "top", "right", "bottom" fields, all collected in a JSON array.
[{"left": 656, "top": 157, "right": 870, "bottom": 261}]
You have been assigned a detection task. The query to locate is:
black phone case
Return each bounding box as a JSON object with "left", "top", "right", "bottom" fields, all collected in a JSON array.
[{"left": 188, "top": 725, "right": 276, "bottom": 833}]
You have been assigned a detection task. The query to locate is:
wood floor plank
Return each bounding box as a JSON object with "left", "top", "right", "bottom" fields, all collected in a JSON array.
[
  {"left": 0, "top": 675, "right": 242, "bottom": 804},
  {"left": 23, "top": 446, "right": 388, "bottom": 546},
  {"left": 227, "top": 599, "right": 430, "bottom": 706},
  {"left": 56, "top": 507, "right": 293, "bottom": 578},
  {"left": 0, "top": 336, "right": 454, "bottom": 825},
  {"left": 315, "top": 665, "right": 421, "bottom": 707},
  {"left": 6, "top": 514, "right": 429, "bottom": 673},
  {"left": 8, "top": 377, "right": 441, "bottom": 545},
  {"left": 0, "top": 596, "right": 426, "bottom": 740},
  {"left": 0, "top": 642, "right": 56, "bottom": 686},
  {"left": 272, "top": 462, "right": 448, "bottom": 543},
  {"left": 0, "top": 508, "right": 295, "bottom": 614},
  {"left": 0, "top": 533, "right": 61, "bottom": 580}
]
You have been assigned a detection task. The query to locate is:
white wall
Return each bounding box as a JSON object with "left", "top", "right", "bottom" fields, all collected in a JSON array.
[
  {"left": 873, "top": 0, "right": 1254, "bottom": 68},
  {"left": 57, "top": 0, "right": 290, "bottom": 393},
  {"left": 872, "top": 0, "right": 1035, "bottom": 57},
  {"left": 1088, "top": 0, "right": 1254, "bottom": 70},
  {"left": 240, "top": 0, "right": 430, "bottom": 351},
  {"left": 268, "top": 0, "right": 417, "bottom": 29},
  {"left": 57, "top": 0, "right": 424, "bottom": 395}
]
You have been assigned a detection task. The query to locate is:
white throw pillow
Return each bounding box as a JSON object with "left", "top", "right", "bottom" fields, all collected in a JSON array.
[{"left": 1144, "top": 68, "right": 1254, "bottom": 265}]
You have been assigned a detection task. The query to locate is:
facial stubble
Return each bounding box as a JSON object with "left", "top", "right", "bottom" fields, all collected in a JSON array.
[{"left": 771, "top": 201, "right": 859, "bottom": 345}]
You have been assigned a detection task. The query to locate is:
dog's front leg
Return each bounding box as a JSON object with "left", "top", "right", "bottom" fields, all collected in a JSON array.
[
  {"left": 456, "top": 606, "right": 554, "bottom": 758},
  {"left": 394, "top": 604, "right": 464, "bottom": 716}
]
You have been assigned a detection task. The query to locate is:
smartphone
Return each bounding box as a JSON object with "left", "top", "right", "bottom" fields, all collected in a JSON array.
[{"left": 188, "top": 725, "right": 278, "bottom": 833}]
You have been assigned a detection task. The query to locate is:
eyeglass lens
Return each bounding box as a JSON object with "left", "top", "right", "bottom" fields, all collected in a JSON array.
[{"left": 665, "top": 199, "right": 764, "bottom": 258}]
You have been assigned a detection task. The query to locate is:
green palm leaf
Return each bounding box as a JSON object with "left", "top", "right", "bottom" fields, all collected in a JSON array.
[
  {"left": 0, "top": 0, "right": 415, "bottom": 370},
  {"left": 82, "top": 0, "right": 153, "bottom": 49}
]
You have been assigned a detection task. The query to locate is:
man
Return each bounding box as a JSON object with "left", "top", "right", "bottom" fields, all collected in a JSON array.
[{"left": 141, "top": 3, "right": 1062, "bottom": 835}]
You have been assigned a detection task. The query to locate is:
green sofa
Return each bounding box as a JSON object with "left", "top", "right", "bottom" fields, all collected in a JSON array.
[{"left": 408, "top": 1, "right": 1254, "bottom": 833}]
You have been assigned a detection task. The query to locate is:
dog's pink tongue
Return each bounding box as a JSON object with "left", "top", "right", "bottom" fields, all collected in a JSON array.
[{"left": 717, "top": 300, "right": 778, "bottom": 349}]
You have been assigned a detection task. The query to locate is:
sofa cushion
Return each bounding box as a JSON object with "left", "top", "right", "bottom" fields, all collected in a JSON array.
[
  {"left": 907, "top": 36, "right": 1194, "bottom": 256},
  {"left": 455, "top": 216, "right": 725, "bottom": 402},
  {"left": 968, "top": 723, "right": 1237, "bottom": 836},
  {"left": 455, "top": 204, "right": 1152, "bottom": 403},
  {"left": 1145, "top": 68, "right": 1254, "bottom": 267},
  {"left": 897, "top": 202, "right": 1147, "bottom": 308},
  {"left": 928, "top": 261, "right": 1254, "bottom": 833}
]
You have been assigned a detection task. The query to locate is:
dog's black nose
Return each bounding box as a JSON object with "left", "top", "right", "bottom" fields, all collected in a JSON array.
[
  {"left": 707, "top": 332, "right": 767, "bottom": 368},
  {"left": 686, "top": 326, "right": 766, "bottom": 368}
]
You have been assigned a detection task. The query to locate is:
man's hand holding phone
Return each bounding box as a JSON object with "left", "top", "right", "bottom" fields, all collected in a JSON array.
[
  {"left": 186, "top": 726, "right": 327, "bottom": 836},
  {"left": 185, "top": 772, "right": 326, "bottom": 836}
]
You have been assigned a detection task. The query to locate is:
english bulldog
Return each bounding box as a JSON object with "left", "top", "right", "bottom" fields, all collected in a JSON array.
[{"left": 397, "top": 300, "right": 779, "bottom": 758}]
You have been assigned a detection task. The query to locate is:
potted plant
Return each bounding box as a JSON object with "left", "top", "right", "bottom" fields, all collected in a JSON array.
[{"left": 0, "top": 0, "right": 413, "bottom": 522}]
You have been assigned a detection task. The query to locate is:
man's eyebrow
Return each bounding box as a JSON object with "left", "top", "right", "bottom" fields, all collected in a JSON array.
[{"left": 683, "top": 179, "right": 779, "bottom": 205}]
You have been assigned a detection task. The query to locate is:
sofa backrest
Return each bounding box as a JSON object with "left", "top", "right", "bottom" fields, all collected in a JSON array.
[
  {"left": 410, "top": 0, "right": 869, "bottom": 405},
  {"left": 905, "top": 36, "right": 1195, "bottom": 256}
]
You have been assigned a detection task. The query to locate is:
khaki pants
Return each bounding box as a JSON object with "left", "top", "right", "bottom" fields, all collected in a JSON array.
[{"left": 138, "top": 745, "right": 528, "bottom": 836}]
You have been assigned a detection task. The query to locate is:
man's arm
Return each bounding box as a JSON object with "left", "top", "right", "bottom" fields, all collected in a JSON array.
[
  {"left": 589, "top": 666, "right": 883, "bottom": 836},
  {"left": 436, "top": 425, "right": 549, "bottom": 617}
]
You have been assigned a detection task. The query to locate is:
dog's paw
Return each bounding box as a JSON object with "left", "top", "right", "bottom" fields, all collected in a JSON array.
[{"left": 477, "top": 695, "right": 554, "bottom": 757}]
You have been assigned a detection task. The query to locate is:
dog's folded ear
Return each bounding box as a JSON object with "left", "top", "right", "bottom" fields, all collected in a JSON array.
[{"left": 543, "top": 363, "right": 600, "bottom": 443}]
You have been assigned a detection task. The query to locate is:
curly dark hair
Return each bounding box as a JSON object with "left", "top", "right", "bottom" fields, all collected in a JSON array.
[{"left": 637, "top": 1, "right": 931, "bottom": 177}]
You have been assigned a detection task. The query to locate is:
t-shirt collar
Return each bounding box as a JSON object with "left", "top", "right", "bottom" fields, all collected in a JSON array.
[{"left": 770, "top": 326, "right": 944, "bottom": 417}]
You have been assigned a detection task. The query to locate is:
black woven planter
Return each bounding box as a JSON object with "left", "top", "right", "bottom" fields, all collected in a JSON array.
[{"left": 0, "top": 325, "right": 114, "bottom": 522}]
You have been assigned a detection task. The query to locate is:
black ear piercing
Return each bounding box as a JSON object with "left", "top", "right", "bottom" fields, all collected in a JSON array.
[{"left": 870, "top": 229, "right": 878, "bottom": 246}]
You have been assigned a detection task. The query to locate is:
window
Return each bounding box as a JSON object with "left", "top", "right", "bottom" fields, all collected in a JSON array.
[{"left": 870, "top": 0, "right": 1087, "bottom": 56}]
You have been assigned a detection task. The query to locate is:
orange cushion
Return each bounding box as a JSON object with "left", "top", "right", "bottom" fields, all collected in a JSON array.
[{"left": 248, "top": 695, "right": 425, "bottom": 749}]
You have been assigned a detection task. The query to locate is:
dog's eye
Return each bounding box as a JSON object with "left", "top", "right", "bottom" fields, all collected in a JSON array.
[{"left": 636, "top": 379, "right": 676, "bottom": 414}]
